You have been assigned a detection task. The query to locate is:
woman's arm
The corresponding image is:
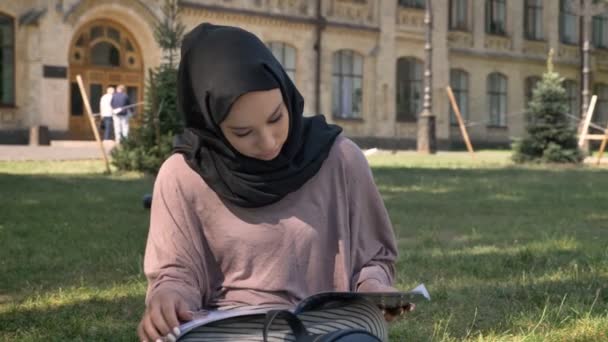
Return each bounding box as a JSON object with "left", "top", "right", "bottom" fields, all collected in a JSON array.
[
  {"left": 341, "top": 140, "right": 398, "bottom": 293},
  {"left": 144, "top": 155, "right": 215, "bottom": 311},
  {"left": 140, "top": 155, "right": 221, "bottom": 340}
]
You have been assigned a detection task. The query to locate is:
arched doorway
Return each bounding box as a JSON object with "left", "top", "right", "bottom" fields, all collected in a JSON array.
[{"left": 68, "top": 20, "right": 143, "bottom": 139}]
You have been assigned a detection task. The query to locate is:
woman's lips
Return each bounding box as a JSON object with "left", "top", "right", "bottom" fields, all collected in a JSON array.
[{"left": 258, "top": 147, "right": 280, "bottom": 160}]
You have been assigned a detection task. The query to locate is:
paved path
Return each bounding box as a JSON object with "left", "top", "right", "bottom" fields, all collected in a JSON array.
[
  {"left": 0, "top": 141, "right": 114, "bottom": 161},
  {"left": 1, "top": 142, "right": 607, "bottom": 165}
]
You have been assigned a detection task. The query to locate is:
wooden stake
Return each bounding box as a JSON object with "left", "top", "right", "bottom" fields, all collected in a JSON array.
[
  {"left": 76, "top": 74, "right": 111, "bottom": 174},
  {"left": 578, "top": 95, "right": 598, "bottom": 148},
  {"left": 584, "top": 134, "right": 608, "bottom": 140},
  {"left": 596, "top": 122, "right": 608, "bottom": 165},
  {"left": 446, "top": 86, "right": 474, "bottom": 157}
]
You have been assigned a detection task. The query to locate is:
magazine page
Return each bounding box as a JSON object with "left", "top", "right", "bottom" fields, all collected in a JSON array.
[
  {"left": 294, "top": 283, "right": 431, "bottom": 313},
  {"left": 177, "top": 284, "right": 430, "bottom": 337},
  {"left": 178, "top": 306, "right": 281, "bottom": 337}
]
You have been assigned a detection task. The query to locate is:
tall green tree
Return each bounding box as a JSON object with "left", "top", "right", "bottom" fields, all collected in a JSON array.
[
  {"left": 512, "top": 50, "right": 584, "bottom": 164},
  {"left": 111, "top": 0, "right": 185, "bottom": 173}
]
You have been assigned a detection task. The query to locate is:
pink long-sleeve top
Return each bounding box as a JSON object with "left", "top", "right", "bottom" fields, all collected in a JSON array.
[{"left": 144, "top": 135, "right": 398, "bottom": 310}]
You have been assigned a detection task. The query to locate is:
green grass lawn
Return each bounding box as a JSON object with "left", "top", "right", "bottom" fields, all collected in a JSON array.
[{"left": 1, "top": 152, "right": 607, "bottom": 341}]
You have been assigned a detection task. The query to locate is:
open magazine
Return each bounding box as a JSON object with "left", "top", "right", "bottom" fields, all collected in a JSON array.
[{"left": 178, "top": 284, "right": 430, "bottom": 337}]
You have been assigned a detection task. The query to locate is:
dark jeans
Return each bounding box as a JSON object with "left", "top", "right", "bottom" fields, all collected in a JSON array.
[{"left": 102, "top": 117, "right": 113, "bottom": 140}]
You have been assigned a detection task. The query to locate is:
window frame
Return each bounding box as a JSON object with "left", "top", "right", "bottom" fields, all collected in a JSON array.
[
  {"left": 398, "top": 0, "right": 425, "bottom": 9},
  {"left": 562, "top": 79, "right": 579, "bottom": 120},
  {"left": 524, "top": 0, "right": 544, "bottom": 41},
  {"left": 449, "top": 0, "right": 469, "bottom": 31},
  {"left": 332, "top": 49, "right": 364, "bottom": 120},
  {"left": 267, "top": 41, "right": 297, "bottom": 82},
  {"left": 487, "top": 72, "right": 508, "bottom": 127},
  {"left": 485, "top": 0, "right": 507, "bottom": 36},
  {"left": 559, "top": 0, "right": 579, "bottom": 45},
  {"left": 0, "top": 12, "right": 16, "bottom": 107},
  {"left": 594, "top": 83, "right": 608, "bottom": 125},
  {"left": 524, "top": 76, "right": 541, "bottom": 108},
  {"left": 592, "top": 13, "right": 608, "bottom": 49},
  {"left": 449, "top": 69, "right": 469, "bottom": 126},
  {"left": 396, "top": 57, "right": 424, "bottom": 122}
]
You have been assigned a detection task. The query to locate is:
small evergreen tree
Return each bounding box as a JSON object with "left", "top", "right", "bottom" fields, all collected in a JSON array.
[
  {"left": 111, "top": 0, "right": 185, "bottom": 173},
  {"left": 512, "top": 50, "right": 584, "bottom": 164}
]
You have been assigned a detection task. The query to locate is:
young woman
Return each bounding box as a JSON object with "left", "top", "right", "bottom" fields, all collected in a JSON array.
[{"left": 138, "top": 23, "right": 408, "bottom": 342}]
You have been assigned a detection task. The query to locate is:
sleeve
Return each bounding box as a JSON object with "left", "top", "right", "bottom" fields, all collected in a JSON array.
[
  {"left": 343, "top": 141, "right": 398, "bottom": 292},
  {"left": 143, "top": 157, "right": 216, "bottom": 310}
]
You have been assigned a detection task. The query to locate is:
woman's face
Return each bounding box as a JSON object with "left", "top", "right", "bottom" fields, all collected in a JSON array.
[{"left": 220, "top": 88, "right": 289, "bottom": 161}]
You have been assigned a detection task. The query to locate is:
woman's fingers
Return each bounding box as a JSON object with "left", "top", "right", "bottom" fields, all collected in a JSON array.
[
  {"left": 403, "top": 303, "right": 416, "bottom": 312},
  {"left": 138, "top": 290, "right": 192, "bottom": 342},
  {"left": 382, "top": 307, "right": 401, "bottom": 322},
  {"left": 176, "top": 299, "right": 194, "bottom": 322},
  {"left": 151, "top": 303, "right": 175, "bottom": 338},
  {"left": 137, "top": 319, "right": 147, "bottom": 342},
  {"left": 142, "top": 313, "right": 163, "bottom": 342},
  {"left": 159, "top": 300, "right": 181, "bottom": 335},
  {"left": 383, "top": 303, "right": 416, "bottom": 322}
]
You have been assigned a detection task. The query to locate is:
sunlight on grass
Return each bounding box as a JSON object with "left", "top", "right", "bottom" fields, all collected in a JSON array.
[
  {"left": 1, "top": 281, "right": 146, "bottom": 314},
  {"left": 0, "top": 160, "right": 143, "bottom": 179},
  {"left": 0, "top": 282, "right": 146, "bottom": 341},
  {"left": 367, "top": 150, "right": 513, "bottom": 169},
  {"left": 376, "top": 184, "right": 454, "bottom": 194},
  {"left": 2, "top": 155, "right": 607, "bottom": 341}
]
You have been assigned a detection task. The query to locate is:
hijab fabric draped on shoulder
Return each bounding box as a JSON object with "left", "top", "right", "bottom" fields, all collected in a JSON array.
[{"left": 173, "top": 23, "right": 342, "bottom": 208}]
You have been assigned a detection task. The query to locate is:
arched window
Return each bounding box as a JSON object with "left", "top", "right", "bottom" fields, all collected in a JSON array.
[
  {"left": 594, "top": 83, "right": 608, "bottom": 126},
  {"left": 524, "top": 76, "right": 541, "bottom": 108},
  {"left": 487, "top": 72, "right": 508, "bottom": 127},
  {"left": 69, "top": 20, "right": 142, "bottom": 123},
  {"left": 267, "top": 42, "right": 296, "bottom": 81},
  {"left": 450, "top": 69, "right": 469, "bottom": 125},
  {"left": 0, "top": 13, "right": 15, "bottom": 106},
  {"left": 332, "top": 50, "right": 363, "bottom": 119},
  {"left": 90, "top": 42, "right": 120, "bottom": 67},
  {"left": 562, "top": 80, "right": 579, "bottom": 119},
  {"left": 396, "top": 57, "right": 423, "bottom": 122}
]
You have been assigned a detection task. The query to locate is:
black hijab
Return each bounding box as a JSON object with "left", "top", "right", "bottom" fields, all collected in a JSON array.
[{"left": 173, "top": 23, "right": 342, "bottom": 208}]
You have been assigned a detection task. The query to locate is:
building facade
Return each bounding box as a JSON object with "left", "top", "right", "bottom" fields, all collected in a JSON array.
[{"left": 1, "top": 0, "right": 607, "bottom": 147}]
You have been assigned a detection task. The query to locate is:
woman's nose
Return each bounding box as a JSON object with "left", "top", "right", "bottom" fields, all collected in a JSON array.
[{"left": 259, "top": 131, "right": 276, "bottom": 150}]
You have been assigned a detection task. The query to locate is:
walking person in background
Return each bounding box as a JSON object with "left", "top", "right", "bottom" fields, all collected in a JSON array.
[
  {"left": 99, "top": 86, "right": 115, "bottom": 141},
  {"left": 111, "top": 84, "right": 132, "bottom": 143}
]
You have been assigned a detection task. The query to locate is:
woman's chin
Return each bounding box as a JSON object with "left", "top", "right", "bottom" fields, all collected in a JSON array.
[{"left": 254, "top": 148, "right": 281, "bottom": 161}]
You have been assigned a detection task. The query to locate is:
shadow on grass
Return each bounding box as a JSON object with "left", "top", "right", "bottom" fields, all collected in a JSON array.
[
  {"left": 0, "top": 173, "right": 153, "bottom": 299},
  {"left": 1, "top": 165, "right": 607, "bottom": 340},
  {"left": 390, "top": 275, "right": 608, "bottom": 340},
  {"left": 0, "top": 292, "right": 145, "bottom": 341},
  {"left": 374, "top": 167, "right": 608, "bottom": 240},
  {"left": 372, "top": 166, "right": 608, "bottom": 339}
]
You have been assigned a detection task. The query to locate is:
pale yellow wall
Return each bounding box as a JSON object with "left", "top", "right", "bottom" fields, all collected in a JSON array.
[
  {"left": 0, "top": 0, "right": 160, "bottom": 134},
  {"left": 2, "top": 0, "right": 608, "bottom": 146}
]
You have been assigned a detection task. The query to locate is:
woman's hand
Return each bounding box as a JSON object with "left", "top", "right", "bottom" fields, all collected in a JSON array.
[
  {"left": 137, "top": 289, "right": 194, "bottom": 342},
  {"left": 357, "top": 279, "right": 416, "bottom": 322},
  {"left": 382, "top": 303, "right": 416, "bottom": 322}
]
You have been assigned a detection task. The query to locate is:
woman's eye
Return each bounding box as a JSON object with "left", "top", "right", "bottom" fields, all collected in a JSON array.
[
  {"left": 234, "top": 130, "right": 251, "bottom": 138},
  {"left": 269, "top": 113, "right": 283, "bottom": 124}
]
